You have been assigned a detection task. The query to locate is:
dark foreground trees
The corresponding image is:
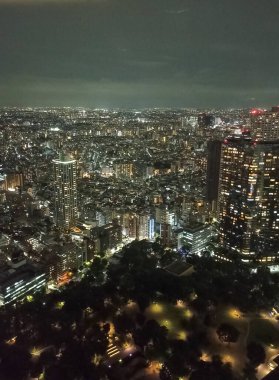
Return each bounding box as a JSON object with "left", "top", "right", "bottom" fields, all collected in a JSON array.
[
  {"left": 0, "top": 343, "right": 31, "bottom": 380},
  {"left": 0, "top": 241, "right": 277, "bottom": 380}
]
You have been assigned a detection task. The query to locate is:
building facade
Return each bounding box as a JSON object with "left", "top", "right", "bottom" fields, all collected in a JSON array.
[
  {"left": 178, "top": 224, "right": 212, "bottom": 255},
  {"left": 250, "top": 107, "right": 279, "bottom": 142},
  {"left": 114, "top": 163, "right": 134, "bottom": 178},
  {"left": 206, "top": 140, "right": 222, "bottom": 212},
  {"left": 0, "top": 260, "right": 46, "bottom": 306},
  {"left": 53, "top": 155, "right": 78, "bottom": 229},
  {"left": 218, "top": 134, "right": 279, "bottom": 262}
]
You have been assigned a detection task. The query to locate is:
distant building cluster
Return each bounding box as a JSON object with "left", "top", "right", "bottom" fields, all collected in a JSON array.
[{"left": 0, "top": 106, "right": 278, "bottom": 304}]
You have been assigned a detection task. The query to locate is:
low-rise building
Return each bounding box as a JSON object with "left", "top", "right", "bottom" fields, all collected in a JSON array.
[
  {"left": 178, "top": 223, "right": 212, "bottom": 255},
  {"left": 0, "top": 259, "right": 46, "bottom": 306},
  {"left": 164, "top": 260, "right": 194, "bottom": 277}
]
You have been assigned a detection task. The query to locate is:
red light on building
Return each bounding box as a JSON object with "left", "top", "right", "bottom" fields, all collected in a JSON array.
[
  {"left": 250, "top": 108, "right": 265, "bottom": 115},
  {"left": 58, "top": 271, "right": 73, "bottom": 286}
]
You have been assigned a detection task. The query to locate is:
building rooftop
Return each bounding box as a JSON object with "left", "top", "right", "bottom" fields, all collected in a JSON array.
[
  {"left": 53, "top": 153, "right": 75, "bottom": 164},
  {"left": 184, "top": 223, "right": 210, "bottom": 232},
  {"left": 164, "top": 260, "right": 193, "bottom": 276},
  {"left": 0, "top": 262, "right": 43, "bottom": 289}
]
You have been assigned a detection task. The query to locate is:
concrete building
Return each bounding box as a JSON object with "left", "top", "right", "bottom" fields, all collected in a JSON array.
[
  {"left": 91, "top": 222, "right": 122, "bottom": 254},
  {"left": 53, "top": 154, "right": 78, "bottom": 229},
  {"left": 114, "top": 162, "right": 134, "bottom": 178},
  {"left": 218, "top": 133, "right": 279, "bottom": 262},
  {"left": 178, "top": 223, "right": 212, "bottom": 255},
  {"left": 0, "top": 259, "right": 46, "bottom": 306},
  {"left": 206, "top": 140, "right": 222, "bottom": 215},
  {"left": 250, "top": 107, "right": 279, "bottom": 141},
  {"left": 0, "top": 173, "right": 23, "bottom": 192}
]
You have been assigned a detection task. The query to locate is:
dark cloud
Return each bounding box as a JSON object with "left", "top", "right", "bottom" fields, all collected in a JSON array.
[
  {"left": 0, "top": 0, "right": 278, "bottom": 108},
  {"left": 0, "top": 0, "right": 95, "bottom": 3}
]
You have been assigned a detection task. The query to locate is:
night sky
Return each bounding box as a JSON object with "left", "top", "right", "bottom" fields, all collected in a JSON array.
[{"left": 0, "top": 0, "right": 278, "bottom": 108}]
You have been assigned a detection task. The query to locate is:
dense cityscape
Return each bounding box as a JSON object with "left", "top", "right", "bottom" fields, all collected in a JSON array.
[
  {"left": 0, "top": 106, "right": 278, "bottom": 380},
  {"left": 1, "top": 0, "right": 279, "bottom": 379}
]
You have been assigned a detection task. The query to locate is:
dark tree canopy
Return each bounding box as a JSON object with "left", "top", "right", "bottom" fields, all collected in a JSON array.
[
  {"left": 246, "top": 342, "right": 266, "bottom": 366},
  {"left": 216, "top": 323, "right": 240, "bottom": 343},
  {"left": 190, "top": 357, "right": 235, "bottom": 380}
]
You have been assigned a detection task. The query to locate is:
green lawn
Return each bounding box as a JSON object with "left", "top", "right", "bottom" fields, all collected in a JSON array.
[
  {"left": 145, "top": 301, "right": 192, "bottom": 339},
  {"left": 144, "top": 302, "right": 279, "bottom": 349},
  {"left": 248, "top": 319, "right": 279, "bottom": 346},
  {"left": 213, "top": 305, "right": 248, "bottom": 334}
]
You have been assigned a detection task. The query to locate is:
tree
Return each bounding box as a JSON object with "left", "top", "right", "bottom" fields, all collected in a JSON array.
[
  {"left": 204, "top": 313, "right": 214, "bottom": 327},
  {"left": 0, "top": 344, "right": 31, "bottom": 380},
  {"left": 242, "top": 363, "right": 258, "bottom": 380},
  {"left": 102, "top": 322, "right": 110, "bottom": 335},
  {"left": 143, "top": 319, "right": 168, "bottom": 348},
  {"left": 165, "top": 354, "right": 189, "bottom": 378},
  {"left": 135, "top": 312, "right": 146, "bottom": 327},
  {"left": 246, "top": 342, "right": 266, "bottom": 366},
  {"left": 136, "top": 294, "right": 151, "bottom": 312},
  {"left": 133, "top": 327, "right": 149, "bottom": 349},
  {"left": 44, "top": 364, "right": 72, "bottom": 380},
  {"left": 167, "top": 338, "right": 201, "bottom": 371},
  {"left": 39, "top": 348, "right": 57, "bottom": 370},
  {"left": 133, "top": 319, "right": 168, "bottom": 352},
  {"left": 190, "top": 357, "right": 235, "bottom": 380},
  {"left": 29, "top": 361, "right": 43, "bottom": 380},
  {"left": 216, "top": 323, "right": 239, "bottom": 343},
  {"left": 190, "top": 297, "right": 209, "bottom": 314},
  {"left": 113, "top": 313, "right": 136, "bottom": 334}
]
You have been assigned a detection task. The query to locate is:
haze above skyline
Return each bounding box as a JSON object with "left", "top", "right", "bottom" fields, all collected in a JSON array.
[{"left": 0, "top": 0, "right": 278, "bottom": 108}]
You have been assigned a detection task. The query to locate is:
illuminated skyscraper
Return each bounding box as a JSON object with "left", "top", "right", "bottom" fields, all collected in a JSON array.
[
  {"left": 218, "top": 133, "right": 279, "bottom": 263},
  {"left": 250, "top": 107, "right": 279, "bottom": 141},
  {"left": 53, "top": 154, "right": 78, "bottom": 229},
  {"left": 206, "top": 140, "right": 222, "bottom": 216}
]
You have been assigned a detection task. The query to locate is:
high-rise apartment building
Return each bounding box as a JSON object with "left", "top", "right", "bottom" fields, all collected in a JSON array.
[
  {"left": 218, "top": 133, "right": 279, "bottom": 262},
  {"left": 250, "top": 107, "right": 279, "bottom": 141},
  {"left": 53, "top": 154, "right": 78, "bottom": 229},
  {"left": 206, "top": 140, "right": 222, "bottom": 215},
  {"left": 0, "top": 173, "right": 23, "bottom": 192}
]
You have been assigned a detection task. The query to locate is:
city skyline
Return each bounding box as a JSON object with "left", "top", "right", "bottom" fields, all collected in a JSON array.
[
  {"left": 0, "top": 1, "right": 279, "bottom": 378},
  {"left": 0, "top": 106, "right": 278, "bottom": 379},
  {"left": 0, "top": 0, "right": 279, "bottom": 108}
]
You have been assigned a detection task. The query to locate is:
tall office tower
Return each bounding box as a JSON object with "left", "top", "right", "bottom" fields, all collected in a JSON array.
[
  {"left": 250, "top": 107, "right": 279, "bottom": 141},
  {"left": 206, "top": 140, "right": 222, "bottom": 213},
  {"left": 218, "top": 133, "right": 279, "bottom": 263},
  {"left": 53, "top": 154, "right": 78, "bottom": 229}
]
